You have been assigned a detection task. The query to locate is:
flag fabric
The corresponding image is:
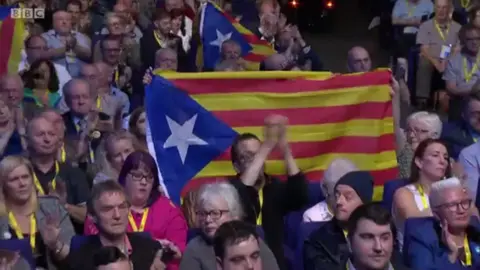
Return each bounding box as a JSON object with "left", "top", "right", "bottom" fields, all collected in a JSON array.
[
  {"left": 199, "top": 2, "right": 275, "bottom": 70},
  {"left": 146, "top": 70, "right": 398, "bottom": 205},
  {"left": 0, "top": 5, "right": 25, "bottom": 75}
]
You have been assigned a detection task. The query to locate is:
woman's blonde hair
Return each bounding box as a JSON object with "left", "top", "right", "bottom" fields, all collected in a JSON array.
[
  {"left": 95, "top": 130, "right": 136, "bottom": 179},
  {"left": 0, "top": 156, "right": 37, "bottom": 216}
]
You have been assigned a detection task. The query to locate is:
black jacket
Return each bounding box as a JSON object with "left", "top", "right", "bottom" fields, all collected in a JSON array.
[{"left": 229, "top": 172, "right": 309, "bottom": 270}]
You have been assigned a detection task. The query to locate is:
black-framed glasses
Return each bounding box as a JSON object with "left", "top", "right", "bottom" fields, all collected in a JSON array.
[
  {"left": 436, "top": 199, "right": 472, "bottom": 212},
  {"left": 128, "top": 172, "right": 154, "bottom": 183},
  {"left": 195, "top": 210, "right": 230, "bottom": 220}
]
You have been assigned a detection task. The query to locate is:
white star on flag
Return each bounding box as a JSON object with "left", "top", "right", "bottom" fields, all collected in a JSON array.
[
  {"left": 163, "top": 114, "right": 208, "bottom": 164},
  {"left": 209, "top": 29, "right": 232, "bottom": 51}
]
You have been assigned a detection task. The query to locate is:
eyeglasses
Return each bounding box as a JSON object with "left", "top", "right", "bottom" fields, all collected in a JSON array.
[
  {"left": 195, "top": 210, "right": 230, "bottom": 220},
  {"left": 435, "top": 199, "right": 472, "bottom": 212},
  {"left": 128, "top": 172, "right": 154, "bottom": 183}
]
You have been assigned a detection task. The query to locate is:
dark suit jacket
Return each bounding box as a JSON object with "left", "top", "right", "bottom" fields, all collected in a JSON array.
[
  {"left": 64, "top": 233, "right": 162, "bottom": 270},
  {"left": 229, "top": 172, "right": 308, "bottom": 270},
  {"left": 441, "top": 120, "right": 475, "bottom": 161},
  {"left": 404, "top": 217, "right": 480, "bottom": 270}
]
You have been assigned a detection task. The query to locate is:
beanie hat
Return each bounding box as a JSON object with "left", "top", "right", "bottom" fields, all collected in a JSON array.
[{"left": 334, "top": 171, "right": 374, "bottom": 203}]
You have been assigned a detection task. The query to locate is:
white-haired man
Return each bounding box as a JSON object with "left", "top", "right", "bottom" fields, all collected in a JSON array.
[
  {"left": 303, "top": 158, "right": 358, "bottom": 222},
  {"left": 404, "top": 177, "right": 480, "bottom": 269}
]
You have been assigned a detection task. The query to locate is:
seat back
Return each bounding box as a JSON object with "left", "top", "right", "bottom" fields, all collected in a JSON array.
[
  {"left": 0, "top": 239, "right": 35, "bottom": 269},
  {"left": 294, "top": 222, "right": 325, "bottom": 270},
  {"left": 382, "top": 178, "right": 409, "bottom": 211},
  {"left": 402, "top": 217, "right": 436, "bottom": 267},
  {"left": 70, "top": 232, "right": 151, "bottom": 250}
]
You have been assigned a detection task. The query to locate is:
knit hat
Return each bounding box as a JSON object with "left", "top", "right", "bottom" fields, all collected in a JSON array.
[{"left": 334, "top": 171, "right": 374, "bottom": 203}]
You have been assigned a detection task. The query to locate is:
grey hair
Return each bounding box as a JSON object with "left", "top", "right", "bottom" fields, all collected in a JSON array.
[
  {"left": 407, "top": 111, "right": 443, "bottom": 139},
  {"left": 0, "top": 74, "right": 23, "bottom": 89},
  {"left": 196, "top": 182, "right": 244, "bottom": 220},
  {"left": 429, "top": 177, "right": 467, "bottom": 207},
  {"left": 155, "top": 48, "right": 177, "bottom": 59},
  {"left": 322, "top": 158, "right": 358, "bottom": 196},
  {"left": 62, "top": 78, "right": 91, "bottom": 105}
]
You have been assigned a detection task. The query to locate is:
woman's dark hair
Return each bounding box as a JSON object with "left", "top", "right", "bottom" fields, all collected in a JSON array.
[
  {"left": 24, "top": 59, "right": 59, "bottom": 92},
  {"left": 128, "top": 106, "right": 145, "bottom": 138},
  {"left": 469, "top": 5, "right": 480, "bottom": 22},
  {"left": 93, "top": 246, "right": 128, "bottom": 267},
  {"left": 409, "top": 138, "right": 451, "bottom": 183},
  {"left": 118, "top": 151, "right": 161, "bottom": 207}
]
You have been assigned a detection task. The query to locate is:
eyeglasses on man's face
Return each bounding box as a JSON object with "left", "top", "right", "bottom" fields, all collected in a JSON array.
[{"left": 195, "top": 209, "right": 230, "bottom": 220}]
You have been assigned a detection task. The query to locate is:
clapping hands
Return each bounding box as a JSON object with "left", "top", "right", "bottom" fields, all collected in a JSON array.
[
  {"left": 38, "top": 213, "right": 62, "bottom": 251},
  {"left": 263, "top": 114, "right": 289, "bottom": 151}
]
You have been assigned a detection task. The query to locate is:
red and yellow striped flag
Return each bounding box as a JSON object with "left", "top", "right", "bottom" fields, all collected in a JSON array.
[
  {"left": 0, "top": 5, "right": 25, "bottom": 75},
  {"left": 158, "top": 70, "right": 398, "bottom": 201}
]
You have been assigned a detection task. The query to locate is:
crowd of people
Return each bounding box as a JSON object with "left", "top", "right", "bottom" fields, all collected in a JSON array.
[{"left": 2, "top": 0, "right": 480, "bottom": 269}]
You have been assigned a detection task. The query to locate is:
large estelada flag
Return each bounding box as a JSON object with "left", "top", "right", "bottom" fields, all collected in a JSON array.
[
  {"left": 199, "top": 2, "right": 275, "bottom": 70},
  {"left": 0, "top": 5, "right": 25, "bottom": 75},
  {"left": 146, "top": 70, "right": 398, "bottom": 204}
]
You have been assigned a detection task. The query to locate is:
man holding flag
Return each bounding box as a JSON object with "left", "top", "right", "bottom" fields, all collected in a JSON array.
[{"left": 228, "top": 114, "right": 309, "bottom": 270}]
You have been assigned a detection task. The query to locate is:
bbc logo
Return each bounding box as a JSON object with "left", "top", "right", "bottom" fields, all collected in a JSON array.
[{"left": 10, "top": 8, "right": 45, "bottom": 19}]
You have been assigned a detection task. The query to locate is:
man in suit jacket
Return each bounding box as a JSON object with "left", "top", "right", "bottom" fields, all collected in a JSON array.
[
  {"left": 344, "top": 203, "right": 409, "bottom": 270},
  {"left": 404, "top": 177, "right": 480, "bottom": 270}
]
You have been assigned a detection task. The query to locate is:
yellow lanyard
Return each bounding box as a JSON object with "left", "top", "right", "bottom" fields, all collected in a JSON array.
[
  {"left": 343, "top": 230, "right": 348, "bottom": 238},
  {"left": 474, "top": 137, "right": 478, "bottom": 143},
  {"left": 153, "top": 31, "right": 164, "bottom": 48},
  {"left": 128, "top": 208, "right": 149, "bottom": 232},
  {"left": 114, "top": 69, "right": 119, "bottom": 85},
  {"left": 33, "top": 162, "right": 59, "bottom": 195},
  {"left": 461, "top": 0, "right": 470, "bottom": 8},
  {"left": 416, "top": 184, "right": 429, "bottom": 209},
  {"left": 406, "top": 0, "right": 417, "bottom": 17},
  {"left": 96, "top": 96, "right": 102, "bottom": 111},
  {"left": 256, "top": 188, "right": 263, "bottom": 225},
  {"left": 463, "top": 57, "right": 478, "bottom": 83},
  {"left": 8, "top": 212, "right": 36, "bottom": 251},
  {"left": 60, "top": 145, "right": 66, "bottom": 163},
  {"left": 434, "top": 21, "right": 449, "bottom": 41},
  {"left": 462, "top": 235, "right": 473, "bottom": 266}
]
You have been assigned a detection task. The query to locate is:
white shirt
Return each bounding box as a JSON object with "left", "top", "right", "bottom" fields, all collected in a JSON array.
[
  {"left": 302, "top": 200, "right": 334, "bottom": 222},
  {"left": 18, "top": 59, "right": 71, "bottom": 94}
]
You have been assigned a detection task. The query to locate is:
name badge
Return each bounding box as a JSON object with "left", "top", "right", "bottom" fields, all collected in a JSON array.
[
  {"left": 440, "top": 45, "right": 451, "bottom": 59},
  {"left": 403, "top": 26, "right": 418, "bottom": 34}
]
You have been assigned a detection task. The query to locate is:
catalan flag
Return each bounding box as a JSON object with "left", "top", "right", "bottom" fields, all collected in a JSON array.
[
  {"left": 199, "top": 2, "right": 275, "bottom": 70},
  {"left": 146, "top": 70, "right": 398, "bottom": 204},
  {"left": 0, "top": 5, "right": 25, "bottom": 75}
]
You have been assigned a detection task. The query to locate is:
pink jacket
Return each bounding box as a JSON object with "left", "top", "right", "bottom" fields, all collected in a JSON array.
[{"left": 84, "top": 196, "right": 188, "bottom": 270}]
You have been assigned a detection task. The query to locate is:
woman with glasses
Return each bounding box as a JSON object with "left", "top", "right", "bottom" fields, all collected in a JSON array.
[
  {"left": 396, "top": 111, "right": 443, "bottom": 178},
  {"left": 84, "top": 151, "right": 187, "bottom": 270},
  {"left": 22, "top": 59, "right": 61, "bottom": 120},
  {"left": 179, "top": 182, "right": 280, "bottom": 270},
  {"left": 393, "top": 139, "right": 452, "bottom": 251},
  {"left": 404, "top": 177, "right": 480, "bottom": 269}
]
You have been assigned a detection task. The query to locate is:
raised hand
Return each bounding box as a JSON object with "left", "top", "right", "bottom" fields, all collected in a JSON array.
[
  {"left": 39, "top": 214, "right": 61, "bottom": 251},
  {"left": 441, "top": 219, "right": 459, "bottom": 262},
  {"left": 0, "top": 253, "right": 19, "bottom": 270},
  {"left": 156, "top": 239, "right": 182, "bottom": 260}
]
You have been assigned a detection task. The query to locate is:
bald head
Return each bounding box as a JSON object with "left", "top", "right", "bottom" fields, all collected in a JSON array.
[
  {"left": 0, "top": 74, "right": 24, "bottom": 107},
  {"left": 347, "top": 46, "right": 371, "bottom": 73},
  {"left": 263, "top": 53, "right": 288, "bottom": 71}
]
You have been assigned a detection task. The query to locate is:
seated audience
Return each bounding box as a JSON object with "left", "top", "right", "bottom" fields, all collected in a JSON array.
[
  {"left": 404, "top": 177, "right": 480, "bottom": 269},
  {"left": 213, "top": 220, "right": 265, "bottom": 270},
  {"left": 443, "top": 23, "right": 480, "bottom": 120},
  {"left": 346, "top": 203, "right": 408, "bottom": 270},
  {"left": 85, "top": 151, "right": 187, "bottom": 269},
  {"left": 65, "top": 180, "right": 167, "bottom": 269},
  {"left": 39, "top": 109, "right": 69, "bottom": 164},
  {"left": 396, "top": 112, "right": 443, "bottom": 178},
  {"left": 93, "top": 246, "right": 132, "bottom": 270},
  {"left": 0, "top": 100, "right": 26, "bottom": 160},
  {"left": 22, "top": 59, "right": 62, "bottom": 120},
  {"left": 0, "top": 156, "right": 75, "bottom": 269},
  {"left": 303, "top": 158, "right": 358, "bottom": 222},
  {"left": 228, "top": 114, "right": 308, "bottom": 269},
  {"left": 393, "top": 139, "right": 451, "bottom": 250},
  {"left": 303, "top": 171, "right": 374, "bottom": 270},
  {"left": 0, "top": 74, "right": 24, "bottom": 110},
  {"left": 179, "top": 182, "right": 279, "bottom": 270},
  {"left": 416, "top": 0, "right": 461, "bottom": 108},
  {"left": 441, "top": 92, "right": 480, "bottom": 160},
  {"left": 93, "top": 130, "right": 135, "bottom": 184}
]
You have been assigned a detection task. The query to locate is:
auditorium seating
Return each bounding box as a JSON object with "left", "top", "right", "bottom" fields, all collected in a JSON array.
[{"left": 382, "top": 178, "right": 409, "bottom": 211}]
